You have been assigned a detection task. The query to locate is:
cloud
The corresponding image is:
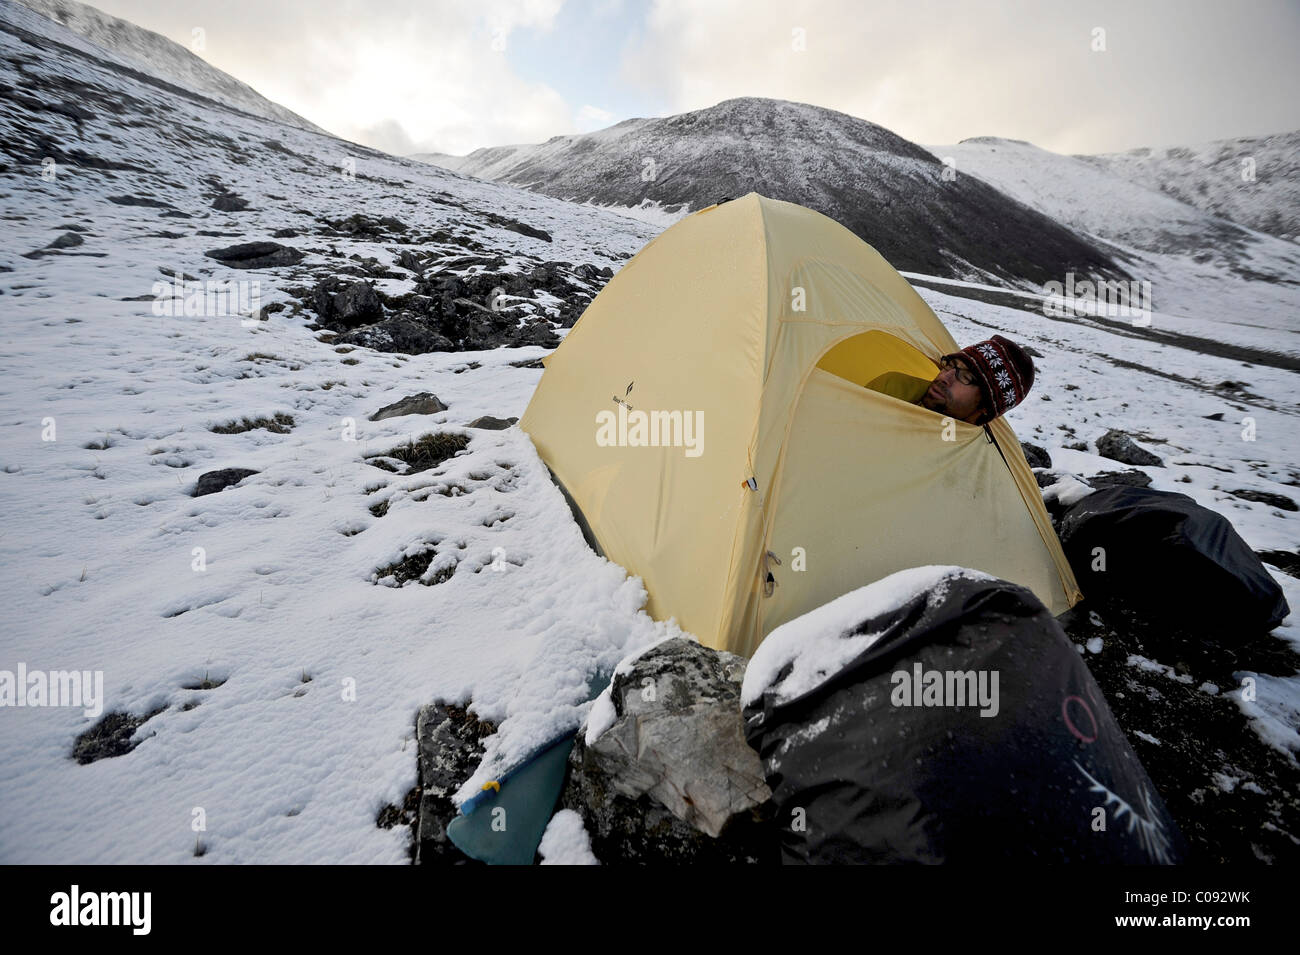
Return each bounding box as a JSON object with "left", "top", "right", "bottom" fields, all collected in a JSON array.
[
  {"left": 575, "top": 103, "right": 615, "bottom": 131},
  {"left": 91, "top": 0, "right": 576, "bottom": 155},
  {"left": 616, "top": 0, "right": 1300, "bottom": 153}
]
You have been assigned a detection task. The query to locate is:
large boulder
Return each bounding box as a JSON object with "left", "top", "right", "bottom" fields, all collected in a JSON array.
[
  {"left": 204, "top": 241, "right": 303, "bottom": 269},
  {"left": 562, "top": 637, "right": 777, "bottom": 863},
  {"left": 193, "top": 468, "right": 259, "bottom": 497},
  {"left": 1096, "top": 429, "right": 1164, "bottom": 467},
  {"left": 369, "top": 392, "right": 449, "bottom": 421},
  {"left": 313, "top": 276, "right": 383, "bottom": 328}
]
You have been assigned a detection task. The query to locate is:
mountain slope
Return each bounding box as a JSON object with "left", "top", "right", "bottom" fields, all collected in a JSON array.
[
  {"left": 415, "top": 96, "right": 1128, "bottom": 290},
  {"left": 922, "top": 135, "right": 1300, "bottom": 339},
  {"left": 1079, "top": 131, "right": 1300, "bottom": 242},
  {"left": 14, "top": 0, "right": 326, "bottom": 133}
]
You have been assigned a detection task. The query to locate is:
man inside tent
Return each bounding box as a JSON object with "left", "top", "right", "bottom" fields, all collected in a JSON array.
[{"left": 864, "top": 335, "right": 1035, "bottom": 425}]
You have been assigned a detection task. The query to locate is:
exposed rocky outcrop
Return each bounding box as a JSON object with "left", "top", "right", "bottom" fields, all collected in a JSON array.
[
  {"left": 414, "top": 703, "right": 495, "bottom": 864},
  {"left": 561, "top": 638, "right": 778, "bottom": 864},
  {"left": 204, "top": 241, "right": 303, "bottom": 268}
]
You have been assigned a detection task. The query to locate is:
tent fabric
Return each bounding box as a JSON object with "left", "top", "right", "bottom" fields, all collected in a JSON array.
[
  {"left": 863, "top": 371, "right": 931, "bottom": 403},
  {"left": 519, "top": 192, "right": 1083, "bottom": 657}
]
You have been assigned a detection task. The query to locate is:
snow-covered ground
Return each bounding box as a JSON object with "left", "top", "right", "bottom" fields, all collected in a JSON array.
[{"left": 0, "top": 0, "right": 1296, "bottom": 863}]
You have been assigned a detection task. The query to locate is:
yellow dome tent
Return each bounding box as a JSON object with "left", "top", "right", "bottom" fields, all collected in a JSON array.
[{"left": 519, "top": 192, "right": 1083, "bottom": 658}]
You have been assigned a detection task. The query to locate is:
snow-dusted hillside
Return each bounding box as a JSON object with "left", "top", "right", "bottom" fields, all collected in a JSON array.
[
  {"left": 0, "top": 0, "right": 678, "bottom": 863},
  {"left": 1, "top": 0, "right": 1297, "bottom": 863},
  {"left": 1081, "top": 131, "right": 1300, "bottom": 242},
  {"left": 923, "top": 136, "right": 1300, "bottom": 349},
  {"left": 13, "top": 0, "right": 326, "bottom": 133},
  {"left": 928, "top": 137, "right": 1248, "bottom": 255},
  {"left": 414, "top": 96, "right": 1125, "bottom": 290}
]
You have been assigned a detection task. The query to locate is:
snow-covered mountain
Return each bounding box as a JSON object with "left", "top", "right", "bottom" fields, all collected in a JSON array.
[
  {"left": 13, "top": 0, "right": 326, "bottom": 133},
  {"left": 1081, "top": 131, "right": 1300, "bottom": 242},
  {"left": 415, "top": 96, "right": 1127, "bottom": 290},
  {"left": 1, "top": 0, "right": 1297, "bottom": 864},
  {"left": 922, "top": 135, "right": 1300, "bottom": 343}
]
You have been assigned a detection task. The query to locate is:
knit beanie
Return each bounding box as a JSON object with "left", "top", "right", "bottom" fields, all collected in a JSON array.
[{"left": 958, "top": 335, "right": 1035, "bottom": 420}]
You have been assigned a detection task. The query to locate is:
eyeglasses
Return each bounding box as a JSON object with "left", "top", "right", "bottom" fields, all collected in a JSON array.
[{"left": 937, "top": 355, "right": 979, "bottom": 387}]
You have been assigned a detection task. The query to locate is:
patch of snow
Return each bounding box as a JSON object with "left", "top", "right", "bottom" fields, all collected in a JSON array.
[
  {"left": 1041, "top": 474, "right": 1096, "bottom": 507},
  {"left": 1127, "top": 655, "right": 1195, "bottom": 684},
  {"left": 537, "top": 809, "right": 599, "bottom": 865},
  {"left": 741, "top": 565, "right": 996, "bottom": 708},
  {"left": 1232, "top": 670, "right": 1300, "bottom": 760}
]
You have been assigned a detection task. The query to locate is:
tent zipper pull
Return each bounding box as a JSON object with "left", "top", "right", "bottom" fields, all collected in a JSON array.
[
  {"left": 762, "top": 550, "right": 781, "bottom": 597},
  {"left": 744, "top": 476, "right": 758, "bottom": 491}
]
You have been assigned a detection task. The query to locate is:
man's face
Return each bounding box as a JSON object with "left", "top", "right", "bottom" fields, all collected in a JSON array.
[{"left": 921, "top": 354, "right": 986, "bottom": 424}]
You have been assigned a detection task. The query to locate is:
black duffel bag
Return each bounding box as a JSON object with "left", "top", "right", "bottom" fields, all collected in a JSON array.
[
  {"left": 1058, "top": 485, "right": 1289, "bottom": 633},
  {"left": 742, "top": 568, "right": 1187, "bottom": 864}
]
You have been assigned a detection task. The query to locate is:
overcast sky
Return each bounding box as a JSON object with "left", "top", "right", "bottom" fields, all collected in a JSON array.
[{"left": 81, "top": 0, "right": 1300, "bottom": 157}]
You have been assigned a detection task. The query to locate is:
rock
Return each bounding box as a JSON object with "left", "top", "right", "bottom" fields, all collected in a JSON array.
[
  {"left": 415, "top": 703, "right": 495, "bottom": 864},
  {"left": 1257, "top": 549, "right": 1300, "bottom": 578},
  {"left": 1089, "top": 469, "right": 1152, "bottom": 489},
  {"left": 193, "top": 468, "right": 259, "bottom": 497},
  {"left": 311, "top": 277, "right": 383, "bottom": 327},
  {"left": 22, "top": 231, "right": 87, "bottom": 258},
  {"left": 318, "top": 214, "right": 412, "bottom": 242},
  {"left": 1227, "top": 489, "right": 1298, "bottom": 511},
  {"left": 562, "top": 637, "right": 777, "bottom": 863},
  {"left": 465, "top": 415, "right": 518, "bottom": 430},
  {"left": 513, "top": 322, "right": 560, "bottom": 348},
  {"left": 271, "top": 228, "right": 299, "bottom": 238},
  {"left": 1203, "top": 412, "right": 1225, "bottom": 421},
  {"left": 395, "top": 249, "right": 426, "bottom": 275},
  {"left": 205, "top": 241, "right": 303, "bottom": 269},
  {"left": 334, "top": 280, "right": 383, "bottom": 325},
  {"left": 1096, "top": 429, "right": 1164, "bottom": 467},
  {"left": 212, "top": 193, "right": 249, "bottom": 212},
  {"left": 496, "top": 216, "right": 551, "bottom": 242},
  {"left": 1019, "top": 441, "right": 1051, "bottom": 469},
  {"left": 47, "top": 231, "right": 84, "bottom": 249},
  {"left": 108, "top": 194, "right": 172, "bottom": 208},
  {"left": 335, "top": 315, "right": 454, "bottom": 353},
  {"left": 369, "top": 392, "right": 449, "bottom": 421}
]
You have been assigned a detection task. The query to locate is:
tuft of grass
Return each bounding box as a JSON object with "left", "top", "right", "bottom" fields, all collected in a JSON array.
[
  {"left": 210, "top": 412, "right": 295, "bottom": 434},
  {"left": 368, "top": 432, "right": 470, "bottom": 475},
  {"left": 182, "top": 670, "right": 226, "bottom": 691}
]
